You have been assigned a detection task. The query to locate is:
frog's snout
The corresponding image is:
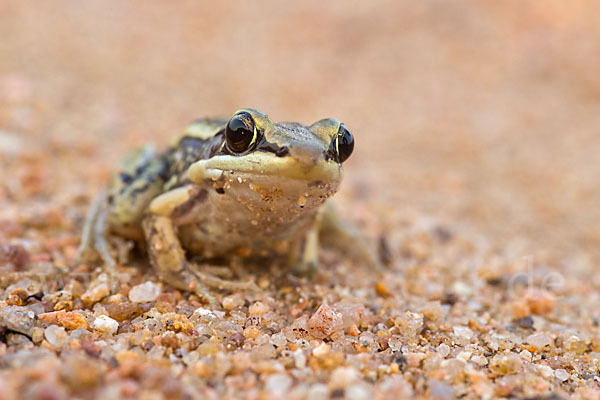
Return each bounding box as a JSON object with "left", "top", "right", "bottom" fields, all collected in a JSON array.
[{"left": 287, "top": 142, "right": 327, "bottom": 168}]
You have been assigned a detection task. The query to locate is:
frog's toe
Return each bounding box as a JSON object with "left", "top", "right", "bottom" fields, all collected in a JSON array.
[
  {"left": 160, "top": 271, "right": 219, "bottom": 307},
  {"left": 194, "top": 270, "right": 260, "bottom": 292},
  {"left": 190, "top": 283, "right": 220, "bottom": 308}
]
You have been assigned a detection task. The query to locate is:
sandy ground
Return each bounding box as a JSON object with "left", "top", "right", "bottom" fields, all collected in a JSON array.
[{"left": 1, "top": 1, "right": 599, "bottom": 399}]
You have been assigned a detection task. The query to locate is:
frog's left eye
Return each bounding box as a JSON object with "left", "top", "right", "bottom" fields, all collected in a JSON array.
[
  {"left": 336, "top": 124, "right": 354, "bottom": 163},
  {"left": 225, "top": 112, "right": 257, "bottom": 153}
]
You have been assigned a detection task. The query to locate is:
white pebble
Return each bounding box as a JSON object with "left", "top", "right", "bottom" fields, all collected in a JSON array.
[
  {"left": 471, "top": 355, "right": 488, "bottom": 366},
  {"left": 270, "top": 332, "right": 287, "bottom": 347},
  {"left": 519, "top": 349, "right": 532, "bottom": 362},
  {"left": 539, "top": 365, "right": 554, "bottom": 379},
  {"left": 388, "top": 336, "right": 403, "bottom": 352},
  {"left": 265, "top": 373, "right": 293, "bottom": 396},
  {"left": 307, "top": 383, "right": 329, "bottom": 400},
  {"left": 555, "top": 368, "right": 570, "bottom": 382},
  {"left": 526, "top": 332, "right": 553, "bottom": 350},
  {"left": 438, "top": 343, "right": 450, "bottom": 358},
  {"left": 44, "top": 325, "right": 67, "bottom": 347},
  {"left": 453, "top": 326, "right": 473, "bottom": 339},
  {"left": 346, "top": 384, "right": 372, "bottom": 400},
  {"left": 313, "top": 343, "right": 330, "bottom": 357},
  {"left": 293, "top": 350, "right": 307, "bottom": 368},
  {"left": 93, "top": 315, "right": 119, "bottom": 334},
  {"left": 128, "top": 281, "right": 161, "bottom": 303},
  {"left": 329, "top": 366, "right": 360, "bottom": 389},
  {"left": 453, "top": 326, "right": 473, "bottom": 345}
]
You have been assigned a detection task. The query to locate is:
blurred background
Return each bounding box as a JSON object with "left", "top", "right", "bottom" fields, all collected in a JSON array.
[{"left": 1, "top": 1, "right": 599, "bottom": 269}]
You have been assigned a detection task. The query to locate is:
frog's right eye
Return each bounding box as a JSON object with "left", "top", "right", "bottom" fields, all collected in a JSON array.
[
  {"left": 225, "top": 112, "right": 257, "bottom": 153},
  {"left": 336, "top": 124, "right": 354, "bottom": 163}
]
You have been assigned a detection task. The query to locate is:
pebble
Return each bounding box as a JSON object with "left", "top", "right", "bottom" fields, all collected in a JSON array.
[
  {"left": 525, "top": 288, "right": 555, "bottom": 315},
  {"left": 44, "top": 325, "right": 67, "bottom": 348},
  {"left": 519, "top": 349, "right": 532, "bottom": 362},
  {"left": 81, "top": 274, "right": 111, "bottom": 304},
  {"left": 313, "top": 343, "right": 330, "bottom": 357},
  {"left": 104, "top": 301, "right": 149, "bottom": 322},
  {"left": 489, "top": 353, "right": 523, "bottom": 375},
  {"left": 438, "top": 343, "right": 450, "bottom": 358},
  {"left": 57, "top": 312, "right": 89, "bottom": 330},
  {"left": 293, "top": 350, "right": 307, "bottom": 368},
  {"left": 93, "top": 315, "right": 119, "bottom": 334},
  {"left": 554, "top": 369, "right": 569, "bottom": 382},
  {"left": 453, "top": 326, "right": 473, "bottom": 343},
  {"left": 388, "top": 336, "right": 403, "bottom": 351},
  {"left": 329, "top": 366, "right": 360, "bottom": 389},
  {"left": 308, "top": 304, "right": 343, "bottom": 339},
  {"left": 128, "top": 281, "right": 161, "bottom": 303},
  {"left": 539, "top": 365, "right": 554, "bottom": 379},
  {"left": 420, "top": 301, "right": 446, "bottom": 323},
  {"left": 265, "top": 373, "right": 292, "bottom": 396},
  {"left": 270, "top": 333, "right": 287, "bottom": 347},
  {"left": 428, "top": 378, "right": 454, "bottom": 400},
  {"left": 332, "top": 302, "right": 364, "bottom": 330},
  {"left": 563, "top": 332, "right": 588, "bottom": 354},
  {"left": 6, "top": 279, "right": 40, "bottom": 297},
  {"left": 222, "top": 293, "right": 244, "bottom": 310},
  {"left": 471, "top": 354, "right": 488, "bottom": 366},
  {"left": 395, "top": 311, "right": 424, "bottom": 338},
  {"left": 346, "top": 384, "right": 372, "bottom": 400},
  {"left": 307, "top": 383, "right": 329, "bottom": 400},
  {"left": 0, "top": 306, "right": 35, "bottom": 337},
  {"left": 526, "top": 332, "right": 553, "bottom": 351},
  {"left": 249, "top": 301, "right": 269, "bottom": 316}
]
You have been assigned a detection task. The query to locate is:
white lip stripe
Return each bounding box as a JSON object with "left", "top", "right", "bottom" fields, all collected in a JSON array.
[{"left": 188, "top": 153, "right": 342, "bottom": 183}]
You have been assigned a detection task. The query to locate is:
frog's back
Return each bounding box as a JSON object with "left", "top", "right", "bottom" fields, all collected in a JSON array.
[{"left": 104, "top": 118, "right": 228, "bottom": 239}]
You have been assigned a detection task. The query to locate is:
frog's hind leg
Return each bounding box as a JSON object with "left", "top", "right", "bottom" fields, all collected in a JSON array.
[
  {"left": 74, "top": 189, "right": 119, "bottom": 290},
  {"left": 92, "top": 199, "right": 117, "bottom": 271},
  {"left": 75, "top": 189, "right": 113, "bottom": 266}
]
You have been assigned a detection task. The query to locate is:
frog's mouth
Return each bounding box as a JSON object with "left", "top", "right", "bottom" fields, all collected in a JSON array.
[{"left": 188, "top": 152, "right": 343, "bottom": 184}]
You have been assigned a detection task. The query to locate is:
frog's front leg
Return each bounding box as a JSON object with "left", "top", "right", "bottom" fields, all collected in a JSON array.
[
  {"left": 144, "top": 185, "right": 257, "bottom": 307},
  {"left": 289, "top": 212, "right": 322, "bottom": 276}
]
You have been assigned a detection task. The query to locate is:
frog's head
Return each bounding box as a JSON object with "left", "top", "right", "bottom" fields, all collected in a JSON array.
[{"left": 188, "top": 108, "right": 354, "bottom": 215}]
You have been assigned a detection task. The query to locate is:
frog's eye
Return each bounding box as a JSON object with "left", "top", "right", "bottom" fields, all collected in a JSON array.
[
  {"left": 336, "top": 124, "right": 354, "bottom": 163},
  {"left": 225, "top": 112, "right": 257, "bottom": 153}
]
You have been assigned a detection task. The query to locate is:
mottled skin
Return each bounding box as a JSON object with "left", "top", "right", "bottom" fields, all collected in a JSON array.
[{"left": 77, "top": 109, "right": 375, "bottom": 306}]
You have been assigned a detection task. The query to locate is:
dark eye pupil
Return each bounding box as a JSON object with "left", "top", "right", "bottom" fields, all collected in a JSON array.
[
  {"left": 337, "top": 124, "right": 354, "bottom": 163},
  {"left": 225, "top": 112, "right": 255, "bottom": 153}
]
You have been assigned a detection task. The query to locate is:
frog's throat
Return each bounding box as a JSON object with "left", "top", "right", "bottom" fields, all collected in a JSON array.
[{"left": 188, "top": 153, "right": 342, "bottom": 183}]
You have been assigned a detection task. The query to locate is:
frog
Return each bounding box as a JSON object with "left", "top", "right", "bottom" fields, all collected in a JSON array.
[{"left": 76, "top": 108, "right": 377, "bottom": 306}]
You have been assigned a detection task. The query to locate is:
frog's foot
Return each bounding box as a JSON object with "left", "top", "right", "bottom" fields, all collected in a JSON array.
[
  {"left": 157, "top": 261, "right": 258, "bottom": 308},
  {"left": 291, "top": 260, "right": 319, "bottom": 277},
  {"left": 143, "top": 214, "right": 258, "bottom": 308},
  {"left": 157, "top": 266, "right": 219, "bottom": 307}
]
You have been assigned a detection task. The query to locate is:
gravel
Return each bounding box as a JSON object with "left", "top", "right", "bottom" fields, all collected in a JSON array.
[{"left": 1, "top": 1, "right": 600, "bottom": 399}]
